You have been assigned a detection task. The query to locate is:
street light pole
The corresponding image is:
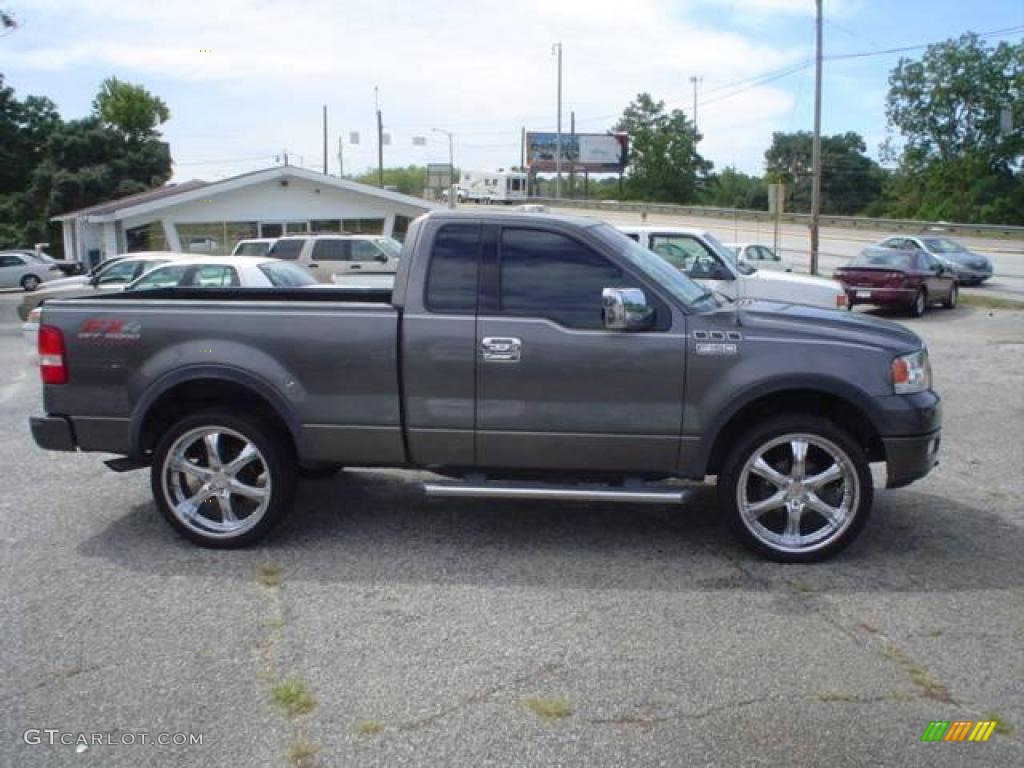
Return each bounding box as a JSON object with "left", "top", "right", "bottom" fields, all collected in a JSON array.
[
  {"left": 552, "top": 42, "right": 563, "bottom": 199},
  {"left": 432, "top": 128, "right": 456, "bottom": 209},
  {"left": 810, "top": 0, "right": 823, "bottom": 275}
]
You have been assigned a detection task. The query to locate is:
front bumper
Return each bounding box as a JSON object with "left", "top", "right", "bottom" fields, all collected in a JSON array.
[
  {"left": 30, "top": 415, "right": 77, "bottom": 452},
  {"left": 883, "top": 429, "right": 941, "bottom": 488}
]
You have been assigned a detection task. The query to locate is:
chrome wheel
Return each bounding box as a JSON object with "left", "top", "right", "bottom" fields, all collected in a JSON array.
[
  {"left": 161, "top": 426, "right": 271, "bottom": 539},
  {"left": 736, "top": 433, "right": 859, "bottom": 555}
]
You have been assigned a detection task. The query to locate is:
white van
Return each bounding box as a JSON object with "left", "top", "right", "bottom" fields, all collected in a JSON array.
[
  {"left": 459, "top": 169, "right": 528, "bottom": 204},
  {"left": 618, "top": 226, "right": 847, "bottom": 310}
]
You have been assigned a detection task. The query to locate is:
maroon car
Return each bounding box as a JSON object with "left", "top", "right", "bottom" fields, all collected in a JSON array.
[{"left": 833, "top": 247, "right": 958, "bottom": 317}]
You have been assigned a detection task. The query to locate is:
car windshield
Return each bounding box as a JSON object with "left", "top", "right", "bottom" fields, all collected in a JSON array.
[
  {"left": 591, "top": 224, "right": 719, "bottom": 311},
  {"left": 922, "top": 237, "right": 966, "bottom": 254},
  {"left": 258, "top": 261, "right": 317, "bottom": 287},
  {"left": 851, "top": 250, "right": 915, "bottom": 269},
  {"left": 705, "top": 233, "right": 756, "bottom": 275},
  {"left": 375, "top": 237, "right": 403, "bottom": 259}
]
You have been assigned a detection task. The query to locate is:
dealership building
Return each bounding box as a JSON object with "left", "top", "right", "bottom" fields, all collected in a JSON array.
[{"left": 52, "top": 165, "right": 439, "bottom": 266}]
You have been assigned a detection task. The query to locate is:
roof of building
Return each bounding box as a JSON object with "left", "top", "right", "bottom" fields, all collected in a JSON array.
[{"left": 52, "top": 165, "right": 438, "bottom": 222}]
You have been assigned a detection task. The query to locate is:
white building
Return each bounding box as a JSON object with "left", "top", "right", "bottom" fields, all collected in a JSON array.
[{"left": 53, "top": 165, "right": 439, "bottom": 266}]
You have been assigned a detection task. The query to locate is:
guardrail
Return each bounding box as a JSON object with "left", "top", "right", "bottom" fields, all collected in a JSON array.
[{"left": 525, "top": 197, "right": 1024, "bottom": 241}]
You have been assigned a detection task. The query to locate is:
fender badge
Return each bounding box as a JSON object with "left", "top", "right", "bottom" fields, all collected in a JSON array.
[{"left": 696, "top": 342, "right": 737, "bottom": 356}]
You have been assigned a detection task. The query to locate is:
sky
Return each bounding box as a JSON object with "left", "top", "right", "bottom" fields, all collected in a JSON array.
[{"left": 3, "top": 0, "right": 1022, "bottom": 183}]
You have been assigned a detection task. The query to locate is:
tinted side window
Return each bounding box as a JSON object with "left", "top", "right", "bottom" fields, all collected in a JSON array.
[
  {"left": 312, "top": 240, "right": 349, "bottom": 261},
  {"left": 269, "top": 239, "right": 305, "bottom": 261},
  {"left": 500, "top": 228, "right": 635, "bottom": 330},
  {"left": 0, "top": 255, "right": 24, "bottom": 267},
  {"left": 425, "top": 224, "right": 481, "bottom": 313}
]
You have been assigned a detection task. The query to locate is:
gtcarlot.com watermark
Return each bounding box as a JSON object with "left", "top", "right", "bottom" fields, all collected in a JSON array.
[{"left": 24, "top": 729, "right": 203, "bottom": 751}]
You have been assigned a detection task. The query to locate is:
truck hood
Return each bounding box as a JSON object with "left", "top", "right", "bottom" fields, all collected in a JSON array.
[{"left": 718, "top": 300, "right": 923, "bottom": 355}]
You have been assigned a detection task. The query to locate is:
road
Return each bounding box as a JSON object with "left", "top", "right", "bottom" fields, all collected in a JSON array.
[{"left": 1, "top": 290, "right": 1022, "bottom": 767}]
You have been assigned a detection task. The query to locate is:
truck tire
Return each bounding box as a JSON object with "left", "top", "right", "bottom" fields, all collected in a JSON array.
[
  {"left": 151, "top": 409, "right": 297, "bottom": 548},
  {"left": 717, "top": 415, "right": 872, "bottom": 562}
]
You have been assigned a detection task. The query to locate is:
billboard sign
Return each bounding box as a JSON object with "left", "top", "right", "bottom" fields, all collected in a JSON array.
[{"left": 525, "top": 132, "right": 628, "bottom": 172}]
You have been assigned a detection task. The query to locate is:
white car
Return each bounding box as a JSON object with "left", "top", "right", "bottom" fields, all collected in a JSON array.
[
  {"left": 125, "top": 256, "right": 318, "bottom": 290},
  {"left": 267, "top": 234, "right": 402, "bottom": 286},
  {"left": 725, "top": 242, "right": 794, "bottom": 273},
  {"left": 0, "top": 250, "right": 62, "bottom": 291},
  {"left": 618, "top": 226, "right": 847, "bottom": 310}
]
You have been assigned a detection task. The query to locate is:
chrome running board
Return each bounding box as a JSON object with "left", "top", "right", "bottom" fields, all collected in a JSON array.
[{"left": 423, "top": 482, "right": 689, "bottom": 504}]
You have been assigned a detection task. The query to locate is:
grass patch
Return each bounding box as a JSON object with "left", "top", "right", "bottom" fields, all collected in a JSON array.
[
  {"left": 816, "top": 692, "right": 854, "bottom": 702},
  {"left": 286, "top": 737, "right": 319, "bottom": 766},
  {"left": 960, "top": 293, "right": 1024, "bottom": 310},
  {"left": 523, "top": 695, "right": 573, "bottom": 721},
  {"left": 788, "top": 578, "right": 816, "bottom": 594},
  {"left": 880, "top": 645, "right": 952, "bottom": 702},
  {"left": 926, "top": 628, "right": 943, "bottom": 638},
  {"left": 356, "top": 720, "right": 385, "bottom": 735},
  {"left": 257, "top": 564, "right": 282, "bottom": 587},
  {"left": 270, "top": 678, "right": 317, "bottom": 717}
]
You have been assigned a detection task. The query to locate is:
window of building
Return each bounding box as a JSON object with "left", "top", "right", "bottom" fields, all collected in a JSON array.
[
  {"left": 392, "top": 215, "right": 413, "bottom": 243},
  {"left": 310, "top": 219, "right": 343, "bottom": 233},
  {"left": 425, "top": 224, "right": 480, "bottom": 313},
  {"left": 175, "top": 222, "right": 257, "bottom": 256},
  {"left": 342, "top": 218, "right": 385, "bottom": 234},
  {"left": 125, "top": 222, "right": 169, "bottom": 252}
]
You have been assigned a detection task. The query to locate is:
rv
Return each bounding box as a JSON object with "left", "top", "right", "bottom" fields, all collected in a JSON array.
[{"left": 459, "top": 169, "right": 528, "bottom": 204}]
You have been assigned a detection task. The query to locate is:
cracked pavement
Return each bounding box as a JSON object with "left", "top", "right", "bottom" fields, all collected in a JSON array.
[{"left": 1, "top": 291, "right": 1021, "bottom": 766}]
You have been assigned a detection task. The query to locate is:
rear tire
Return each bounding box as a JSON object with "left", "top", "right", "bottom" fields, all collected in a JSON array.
[
  {"left": 942, "top": 283, "right": 958, "bottom": 309},
  {"left": 718, "top": 415, "right": 873, "bottom": 563},
  {"left": 21, "top": 275, "right": 40, "bottom": 292},
  {"left": 150, "top": 409, "right": 297, "bottom": 548},
  {"left": 909, "top": 288, "right": 926, "bottom": 317}
]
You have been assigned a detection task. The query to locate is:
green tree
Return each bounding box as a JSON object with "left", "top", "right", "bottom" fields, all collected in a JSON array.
[
  {"left": 764, "top": 131, "right": 885, "bottom": 215},
  {"left": 884, "top": 32, "right": 1023, "bottom": 223},
  {"left": 702, "top": 167, "right": 768, "bottom": 210},
  {"left": 614, "top": 93, "right": 710, "bottom": 203},
  {"left": 92, "top": 76, "right": 170, "bottom": 142}
]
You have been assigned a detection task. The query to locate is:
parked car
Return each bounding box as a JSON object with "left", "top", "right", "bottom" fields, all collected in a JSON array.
[
  {"left": 725, "top": 243, "right": 794, "bottom": 272},
  {"left": 17, "top": 252, "right": 185, "bottom": 321},
  {"left": 126, "top": 257, "right": 317, "bottom": 290},
  {"left": 619, "top": 226, "right": 847, "bottom": 310},
  {"left": 24, "top": 250, "right": 83, "bottom": 277},
  {"left": 30, "top": 211, "right": 941, "bottom": 562},
  {"left": 0, "top": 251, "right": 62, "bottom": 292},
  {"left": 833, "top": 246, "right": 958, "bottom": 316},
  {"left": 230, "top": 238, "right": 278, "bottom": 257},
  {"left": 267, "top": 233, "right": 402, "bottom": 285},
  {"left": 876, "top": 235, "right": 993, "bottom": 285}
]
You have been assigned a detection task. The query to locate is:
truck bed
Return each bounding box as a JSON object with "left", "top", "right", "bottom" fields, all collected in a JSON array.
[{"left": 39, "top": 289, "right": 405, "bottom": 466}]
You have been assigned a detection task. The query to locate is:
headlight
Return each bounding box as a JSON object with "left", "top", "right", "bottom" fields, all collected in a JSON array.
[{"left": 891, "top": 348, "right": 931, "bottom": 394}]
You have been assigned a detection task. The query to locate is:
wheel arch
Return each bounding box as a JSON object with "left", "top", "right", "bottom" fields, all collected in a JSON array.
[
  {"left": 131, "top": 367, "right": 304, "bottom": 460},
  {"left": 700, "top": 378, "right": 885, "bottom": 477}
]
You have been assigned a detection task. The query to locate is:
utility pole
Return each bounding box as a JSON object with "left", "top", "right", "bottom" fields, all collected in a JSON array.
[
  {"left": 322, "top": 105, "right": 328, "bottom": 175},
  {"left": 689, "top": 75, "right": 702, "bottom": 137},
  {"left": 375, "top": 86, "right": 384, "bottom": 187},
  {"left": 552, "top": 42, "right": 563, "bottom": 199},
  {"left": 569, "top": 111, "right": 576, "bottom": 199},
  {"left": 810, "top": 0, "right": 823, "bottom": 275},
  {"left": 432, "top": 128, "right": 455, "bottom": 209},
  {"left": 337, "top": 136, "right": 343, "bottom": 177}
]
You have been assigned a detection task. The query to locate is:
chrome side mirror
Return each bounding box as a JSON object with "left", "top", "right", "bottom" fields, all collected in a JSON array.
[{"left": 602, "top": 287, "right": 654, "bottom": 331}]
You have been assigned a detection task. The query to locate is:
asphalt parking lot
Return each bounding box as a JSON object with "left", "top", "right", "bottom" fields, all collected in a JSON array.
[{"left": 1, "top": 290, "right": 1022, "bottom": 767}]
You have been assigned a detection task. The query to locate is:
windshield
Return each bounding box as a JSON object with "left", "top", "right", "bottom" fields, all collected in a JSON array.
[
  {"left": 259, "top": 261, "right": 317, "bottom": 287},
  {"left": 234, "top": 241, "right": 271, "bottom": 256},
  {"left": 591, "top": 224, "right": 718, "bottom": 310},
  {"left": 704, "top": 232, "right": 756, "bottom": 275},
  {"left": 922, "top": 237, "right": 966, "bottom": 254},
  {"left": 375, "top": 237, "right": 403, "bottom": 259}
]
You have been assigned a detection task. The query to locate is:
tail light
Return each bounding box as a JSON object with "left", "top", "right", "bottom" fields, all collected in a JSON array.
[
  {"left": 38, "top": 325, "right": 68, "bottom": 384},
  {"left": 885, "top": 271, "right": 905, "bottom": 287},
  {"left": 835, "top": 293, "right": 848, "bottom": 308}
]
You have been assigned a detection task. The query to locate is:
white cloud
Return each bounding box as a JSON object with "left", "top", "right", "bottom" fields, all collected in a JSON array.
[{"left": 9, "top": 0, "right": 826, "bottom": 177}]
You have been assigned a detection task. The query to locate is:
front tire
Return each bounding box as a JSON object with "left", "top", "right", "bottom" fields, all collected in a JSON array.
[
  {"left": 718, "top": 415, "right": 873, "bottom": 562},
  {"left": 21, "top": 275, "right": 41, "bottom": 292},
  {"left": 909, "top": 288, "right": 926, "bottom": 317},
  {"left": 150, "top": 409, "right": 297, "bottom": 548}
]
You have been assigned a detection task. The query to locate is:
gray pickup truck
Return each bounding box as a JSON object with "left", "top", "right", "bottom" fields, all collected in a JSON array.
[{"left": 29, "top": 211, "right": 941, "bottom": 561}]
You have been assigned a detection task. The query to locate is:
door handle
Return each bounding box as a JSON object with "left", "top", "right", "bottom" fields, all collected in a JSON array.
[
  {"left": 308, "top": 262, "right": 319, "bottom": 268},
  {"left": 480, "top": 336, "right": 521, "bottom": 362},
  {"left": 350, "top": 264, "right": 362, "bottom": 270}
]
